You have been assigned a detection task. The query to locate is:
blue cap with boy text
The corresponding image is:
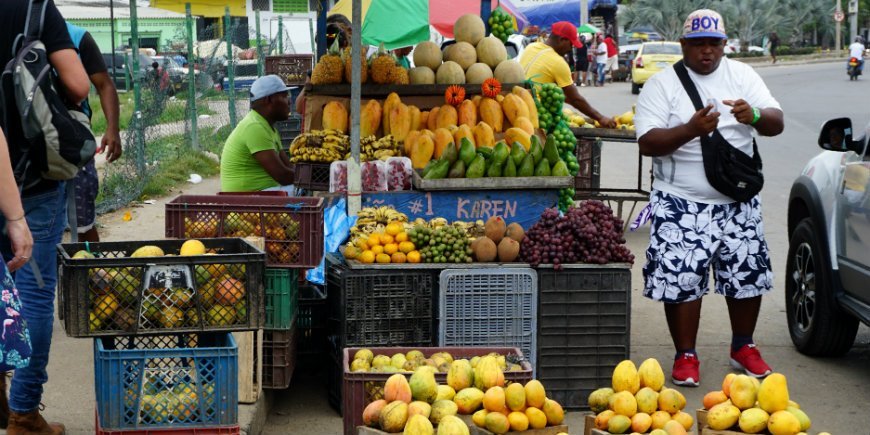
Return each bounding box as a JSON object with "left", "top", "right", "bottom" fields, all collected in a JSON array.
[{"left": 682, "top": 9, "right": 726, "bottom": 39}]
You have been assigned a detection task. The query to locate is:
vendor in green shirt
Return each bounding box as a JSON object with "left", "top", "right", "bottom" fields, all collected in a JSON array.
[
  {"left": 393, "top": 46, "right": 412, "bottom": 70},
  {"left": 220, "top": 75, "right": 296, "bottom": 192}
]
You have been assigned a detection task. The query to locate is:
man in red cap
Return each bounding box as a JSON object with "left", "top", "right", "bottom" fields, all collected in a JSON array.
[{"left": 519, "top": 21, "right": 616, "bottom": 128}]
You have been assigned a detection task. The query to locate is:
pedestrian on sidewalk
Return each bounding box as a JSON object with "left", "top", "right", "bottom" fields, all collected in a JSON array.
[
  {"left": 604, "top": 33, "right": 619, "bottom": 82},
  {"left": 65, "top": 22, "right": 122, "bottom": 243},
  {"left": 594, "top": 34, "right": 608, "bottom": 86},
  {"left": 634, "top": 8, "right": 784, "bottom": 387},
  {"left": 0, "top": 0, "right": 90, "bottom": 432},
  {"left": 573, "top": 34, "right": 589, "bottom": 86},
  {"left": 768, "top": 32, "right": 780, "bottom": 64}
]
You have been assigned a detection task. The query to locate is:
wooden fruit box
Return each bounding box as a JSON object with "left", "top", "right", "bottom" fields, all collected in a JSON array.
[{"left": 412, "top": 171, "right": 575, "bottom": 191}]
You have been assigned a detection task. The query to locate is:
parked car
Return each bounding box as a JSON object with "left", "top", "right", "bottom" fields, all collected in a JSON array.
[
  {"left": 631, "top": 41, "right": 682, "bottom": 94},
  {"left": 786, "top": 117, "right": 870, "bottom": 356}
]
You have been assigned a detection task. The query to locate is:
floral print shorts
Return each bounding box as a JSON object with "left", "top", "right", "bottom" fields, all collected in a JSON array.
[{"left": 642, "top": 189, "right": 774, "bottom": 303}]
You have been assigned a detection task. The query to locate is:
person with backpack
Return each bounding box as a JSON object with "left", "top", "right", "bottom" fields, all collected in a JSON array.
[
  {"left": 66, "top": 22, "right": 122, "bottom": 243},
  {"left": 0, "top": 0, "right": 90, "bottom": 432}
]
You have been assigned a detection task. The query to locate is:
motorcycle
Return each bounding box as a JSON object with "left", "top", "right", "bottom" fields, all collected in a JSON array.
[{"left": 848, "top": 57, "right": 861, "bottom": 80}]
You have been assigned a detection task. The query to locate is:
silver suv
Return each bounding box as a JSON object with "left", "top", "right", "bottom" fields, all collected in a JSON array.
[{"left": 786, "top": 117, "right": 870, "bottom": 356}]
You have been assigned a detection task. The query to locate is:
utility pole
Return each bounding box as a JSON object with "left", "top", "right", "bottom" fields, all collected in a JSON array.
[
  {"left": 848, "top": 0, "right": 859, "bottom": 44},
  {"left": 581, "top": 0, "right": 588, "bottom": 25},
  {"left": 836, "top": 0, "right": 843, "bottom": 55}
]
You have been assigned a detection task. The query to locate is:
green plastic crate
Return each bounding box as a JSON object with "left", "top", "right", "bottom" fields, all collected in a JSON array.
[{"left": 265, "top": 268, "right": 298, "bottom": 329}]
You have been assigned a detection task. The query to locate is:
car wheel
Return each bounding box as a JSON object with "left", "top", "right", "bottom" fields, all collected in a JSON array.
[
  {"left": 631, "top": 83, "right": 640, "bottom": 94},
  {"left": 785, "top": 218, "right": 859, "bottom": 356}
]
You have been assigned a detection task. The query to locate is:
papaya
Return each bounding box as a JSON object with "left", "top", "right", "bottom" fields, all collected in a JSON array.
[
  {"left": 360, "top": 99, "right": 382, "bottom": 138},
  {"left": 448, "top": 160, "right": 466, "bottom": 178},
  {"left": 382, "top": 92, "right": 401, "bottom": 135},
  {"left": 534, "top": 158, "right": 551, "bottom": 176},
  {"left": 542, "top": 399, "right": 565, "bottom": 425},
  {"left": 504, "top": 127, "right": 531, "bottom": 151},
  {"left": 409, "top": 105, "right": 423, "bottom": 131},
  {"left": 510, "top": 143, "right": 527, "bottom": 166},
  {"left": 518, "top": 154, "right": 534, "bottom": 177},
  {"left": 404, "top": 130, "right": 422, "bottom": 156},
  {"left": 551, "top": 160, "right": 570, "bottom": 176},
  {"left": 427, "top": 106, "right": 440, "bottom": 131},
  {"left": 472, "top": 122, "right": 495, "bottom": 148},
  {"left": 408, "top": 401, "right": 433, "bottom": 419},
  {"left": 512, "top": 86, "right": 539, "bottom": 128},
  {"left": 411, "top": 134, "right": 435, "bottom": 169},
  {"left": 503, "top": 158, "right": 517, "bottom": 177},
  {"left": 459, "top": 138, "right": 477, "bottom": 166},
  {"left": 501, "top": 93, "right": 530, "bottom": 126},
  {"left": 529, "top": 136, "right": 543, "bottom": 163},
  {"left": 482, "top": 386, "right": 506, "bottom": 413},
  {"left": 491, "top": 142, "right": 509, "bottom": 165},
  {"left": 436, "top": 385, "right": 456, "bottom": 402},
  {"left": 466, "top": 155, "right": 486, "bottom": 178},
  {"left": 441, "top": 142, "right": 459, "bottom": 164},
  {"left": 512, "top": 116, "right": 535, "bottom": 135},
  {"left": 433, "top": 128, "right": 453, "bottom": 159},
  {"left": 473, "top": 356, "right": 504, "bottom": 390},
  {"left": 454, "top": 124, "right": 475, "bottom": 148},
  {"left": 424, "top": 160, "right": 450, "bottom": 180},
  {"left": 612, "top": 360, "right": 641, "bottom": 394},
  {"left": 758, "top": 373, "right": 789, "bottom": 414},
  {"left": 458, "top": 99, "right": 477, "bottom": 127},
  {"left": 436, "top": 105, "right": 459, "bottom": 129},
  {"left": 479, "top": 97, "right": 504, "bottom": 132},
  {"left": 322, "top": 100, "right": 349, "bottom": 133},
  {"left": 543, "top": 135, "right": 560, "bottom": 164},
  {"left": 505, "top": 383, "right": 526, "bottom": 412}
]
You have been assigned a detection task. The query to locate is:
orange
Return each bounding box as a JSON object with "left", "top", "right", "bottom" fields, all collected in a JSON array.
[
  {"left": 399, "top": 241, "right": 415, "bottom": 254},
  {"left": 391, "top": 252, "right": 407, "bottom": 263},
  {"left": 376, "top": 253, "right": 391, "bottom": 264},
  {"left": 343, "top": 245, "right": 359, "bottom": 259},
  {"left": 383, "top": 243, "right": 399, "bottom": 255},
  {"left": 358, "top": 250, "right": 375, "bottom": 264},
  {"left": 407, "top": 250, "right": 421, "bottom": 263},
  {"left": 394, "top": 232, "right": 408, "bottom": 243},
  {"left": 366, "top": 233, "right": 381, "bottom": 247},
  {"left": 380, "top": 234, "right": 394, "bottom": 245},
  {"left": 385, "top": 222, "right": 403, "bottom": 236},
  {"left": 371, "top": 245, "right": 384, "bottom": 255}
]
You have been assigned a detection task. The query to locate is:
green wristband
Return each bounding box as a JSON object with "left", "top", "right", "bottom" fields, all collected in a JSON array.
[{"left": 751, "top": 107, "right": 761, "bottom": 125}]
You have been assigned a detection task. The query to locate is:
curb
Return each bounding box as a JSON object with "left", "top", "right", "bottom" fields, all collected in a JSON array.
[
  {"left": 240, "top": 391, "right": 272, "bottom": 435},
  {"left": 737, "top": 56, "right": 842, "bottom": 68}
]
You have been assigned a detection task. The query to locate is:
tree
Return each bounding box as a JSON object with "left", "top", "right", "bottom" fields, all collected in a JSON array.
[{"left": 620, "top": 0, "right": 724, "bottom": 41}]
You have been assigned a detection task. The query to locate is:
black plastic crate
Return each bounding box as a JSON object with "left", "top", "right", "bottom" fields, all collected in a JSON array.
[
  {"left": 292, "top": 162, "right": 331, "bottom": 192},
  {"left": 276, "top": 114, "right": 302, "bottom": 147},
  {"left": 326, "top": 254, "right": 436, "bottom": 349},
  {"left": 58, "top": 238, "right": 266, "bottom": 338},
  {"left": 536, "top": 265, "right": 631, "bottom": 411},
  {"left": 261, "top": 327, "right": 297, "bottom": 389},
  {"left": 297, "top": 283, "right": 328, "bottom": 363}
]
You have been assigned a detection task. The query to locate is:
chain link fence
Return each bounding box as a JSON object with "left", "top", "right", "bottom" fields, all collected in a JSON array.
[{"left": 97, "top": 5, "right": 294, "bottom": 214}]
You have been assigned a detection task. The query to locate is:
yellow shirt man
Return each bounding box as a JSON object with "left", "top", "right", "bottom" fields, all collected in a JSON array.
[{"left": 519, "top": 42, "right": 574, "bottom": 88}]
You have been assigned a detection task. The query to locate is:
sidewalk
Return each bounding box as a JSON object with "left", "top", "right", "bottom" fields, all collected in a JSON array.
[{"left": 3, "top": 175, "right": 270, "bottom": 435}]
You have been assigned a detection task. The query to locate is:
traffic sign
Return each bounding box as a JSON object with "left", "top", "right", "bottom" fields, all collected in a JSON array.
[{"left": 834, "top": 10, "right": 845, "bottom": 22}]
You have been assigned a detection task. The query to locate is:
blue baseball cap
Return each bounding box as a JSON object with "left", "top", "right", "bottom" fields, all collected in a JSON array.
[
  {"left": 250, "top": 75, "right": 294, "bottom": 102},
  {"left": 683, "top": 9, "right": 727, "bottom": 39}
]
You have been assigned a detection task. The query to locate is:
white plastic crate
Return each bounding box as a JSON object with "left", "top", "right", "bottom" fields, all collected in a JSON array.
[{"left": 438, "top": 268, "right": 537, "bottom": 372}]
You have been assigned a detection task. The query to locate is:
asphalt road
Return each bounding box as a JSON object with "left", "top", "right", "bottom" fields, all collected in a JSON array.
[{"left": 264, "top": 61, "right": 870, "bottom": 434}]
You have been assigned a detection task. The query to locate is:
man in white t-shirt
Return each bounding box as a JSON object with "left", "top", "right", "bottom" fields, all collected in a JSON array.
[
  {"left": 848, "top": 36, "right": 865, "bottom": 74},
  {"left": 634, "top": 9, "right": 784, "bottom": 387}
]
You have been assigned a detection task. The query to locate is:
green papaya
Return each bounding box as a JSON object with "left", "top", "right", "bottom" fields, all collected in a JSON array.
[
  {"left": 503, "top": 157, "right": 517, "bottom": 177},
  {"left": 518, "top": 154, "right": 534, "bottom": 177},
  {"left": 421, "top": 160, "right": 437, "bottom": 178},
  {"left": 551, "top": 160, "right": 570, "bottom": 176},
  {"left": 543, "top": 135, "right": 560, "bottom": 164},
  {"left": 441, "top": 142, "right": 458, "bottom": 164},
  {"left": 448, "top": 159, "right": 466, "bottom": 178},
  {"left": 534, "top": 157, "right": 551, "bottom": 176},
  {"left": 476, "top": 146, "right": 493, "bottom": 160},
  {"left": 487, "top": 160, "right": 503, "bottom": 177},
  {"left": 510, "top": 143, "right": 527, "bottom": 167},
  {"left": 424, "top": 159, "right": 450, "bottom": 179},
  {"left": 466, "top": 155, "right": 486, "bottom": 178},
  {"left": 459, "top": 138, "right": 476, "bottom": 166},
  {"left": 529, "top": 135, "right": 543, "bottom": 164},
  {"left": 492, "top": 141, "right": 509, "bottom": 165}
]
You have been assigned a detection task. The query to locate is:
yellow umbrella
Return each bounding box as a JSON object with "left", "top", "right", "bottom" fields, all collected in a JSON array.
[{"left": 328, "top": 0, "right": 373, "bottom": 23}]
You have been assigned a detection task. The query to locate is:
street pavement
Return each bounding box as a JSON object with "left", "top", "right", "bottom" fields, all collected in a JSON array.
[{"left": 6, "top": 60, "right": 866, "bottom": 435}]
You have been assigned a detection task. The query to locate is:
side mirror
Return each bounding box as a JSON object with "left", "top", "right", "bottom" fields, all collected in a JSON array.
[{"left": 819, "top": 117, "right": 862, "bottom": 153}]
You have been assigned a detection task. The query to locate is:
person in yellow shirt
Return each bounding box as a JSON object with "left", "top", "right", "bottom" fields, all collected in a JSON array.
[{"left": 520, "top": 21, "right": 616, "bottom": 128}]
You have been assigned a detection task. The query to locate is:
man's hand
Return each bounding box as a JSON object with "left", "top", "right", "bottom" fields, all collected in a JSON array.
[
  {"left": 596, "top": 115, "right": 617, "bottom": 129},
  {"left": 100, "top": 127, "right": 122, "bottom": 163},
  {"left": 687, "top": 104, "right": 720, "bottom": 137},
  {"left": 722, "top": 99, "right": 754, "bottom": 125}
]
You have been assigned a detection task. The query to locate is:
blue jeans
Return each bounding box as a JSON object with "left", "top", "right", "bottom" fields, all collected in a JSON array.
[
  {"left": 0, "top": 182, "right": 67, "bottom": 413},
  {"left": 597, "top": 62, "right": 606, "bottom": 85}
]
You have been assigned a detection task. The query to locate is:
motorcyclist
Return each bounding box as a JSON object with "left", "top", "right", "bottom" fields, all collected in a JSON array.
[{"left": 848, "top": 36, "right": 865, "bottom": 74}]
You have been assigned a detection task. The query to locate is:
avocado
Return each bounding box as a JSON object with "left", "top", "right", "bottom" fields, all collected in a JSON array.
[
  {"left": 492, "top": 141, "right": 509, "bottom": 165},
  {"left": 503, "top": 157, "right": 517, "bottom": 177},
  {"left": 551, "top": 160, "right": 570, "bottom": 177},
  {"left": 487, "top": 160, "right": 503, "bottom": 177},
  {"left": 534, "top": 157, "right": 551, "bottom": 176},
  {"left": 529, "top": 135, "right": 543, "bottom": 163},
  {"left": 518, "top": 154, "right": 534, "bottom": 177},
  {"left": 448, "top": 159, "right": 466, "bottom": 178},
  {"left": 466, "top": 155, "right": 486, "bottom": 178},
  {"left": 424, "top": 159, "right": 450, "bottom": 179},
  {"left": 510, "top": 143, "right": 527, "bottom": 167},
  {"left": 459, "top": 138, "right": 476, "bottom": 166},
  {"left": 441, "top": 142, "right": 458, "bottom": 164},
  {"left": 543, "top": 135, "right": 560, "bottom": 164}
]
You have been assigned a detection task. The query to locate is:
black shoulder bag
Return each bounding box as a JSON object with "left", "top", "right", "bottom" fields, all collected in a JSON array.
[{"left": 673, "top": 60, "right": 763, "bottom": 202}]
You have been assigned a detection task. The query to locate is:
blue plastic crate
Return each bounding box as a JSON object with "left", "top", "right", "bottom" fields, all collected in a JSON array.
[{"left": 95, "top": 333, "right": 238, "bottom": 430}]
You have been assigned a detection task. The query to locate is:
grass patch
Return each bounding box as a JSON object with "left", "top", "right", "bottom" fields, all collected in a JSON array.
[
  {"left": 139, "top": 151, "right": 220, "bottom": 199},
  {"left": 89, "top": 91, "right": 217, "bottom": 135},
  {"left": 200, "top": 124, "right": 233, "bottom": 155},
  {"left": 157, "top": 100, "right": 217, "bottom": 124}
]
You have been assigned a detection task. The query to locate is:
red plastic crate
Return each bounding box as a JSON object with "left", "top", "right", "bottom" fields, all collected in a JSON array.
[
  {"left": 96, "top": 410, "right": 240, "bottom": 434},
  {"left": 165, "top": 195, "right": 324, "bottom": 268},
  {"left": 340, "top": 346, "right": 533, "bottom": 435}
]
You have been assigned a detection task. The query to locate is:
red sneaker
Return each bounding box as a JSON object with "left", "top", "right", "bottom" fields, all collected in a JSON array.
[
  {"left": 730, "top": 344, "right": 772, "bottom": 378},
  {"left": 672, "top": 353, "right": 700, "bottom": 387}
]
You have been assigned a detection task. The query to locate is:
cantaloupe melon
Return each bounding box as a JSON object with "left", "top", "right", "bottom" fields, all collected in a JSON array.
[
  {"left": 494, "top": 60, "right": 525, "bottom": 84},
  {"left": 436, "top": 61, "right": 466, "bottom": 84},
  {"left": 445, "top": 41, "right": 477, "bottom": 71},
  {"left": 413, "top": 41, "right": 443, "bottom": 70},
  {"left": 465, "top": 63, "right": 493, "bottom": 84},
  {"left": 476, "top": 36, "right": 507, "bottom": 69},
  {"left": 409, "top": 67, "right": 436, "bottom": 84},
  {"left": 454, "top": 14, "right": 486, "bottom": 45}
]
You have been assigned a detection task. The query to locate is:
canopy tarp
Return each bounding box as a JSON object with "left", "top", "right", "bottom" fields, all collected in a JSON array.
[{"left": 151, "top": 0, "right": 245, "bottom": 17}]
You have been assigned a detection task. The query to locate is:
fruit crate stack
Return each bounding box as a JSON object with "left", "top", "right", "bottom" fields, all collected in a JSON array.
[
  {"left": 58, "top": 238, "right": 266, "bottom": 433},
  {"left": 259, "top": 268, "right": 300, "bottom": 389}
]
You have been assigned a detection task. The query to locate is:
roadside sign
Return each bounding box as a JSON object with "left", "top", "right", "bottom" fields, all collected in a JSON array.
[{"left": 834, "top": 10, "right": 845, "bottom": 22}]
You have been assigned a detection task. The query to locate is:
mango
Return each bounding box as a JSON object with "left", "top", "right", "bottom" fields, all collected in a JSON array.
[
  {"left": 473, "top": 356, "right": 503, "bottom": 390},
  {"left": 362, "top": 399, "right": 387, "bottom": 427},
  {"left": 635, "top": 387, "right": 658, "bottom": 414},
  {"left": 429, "top": 399, "right": 458, "bottom": 425},
  {"left": 631, "top": 412, "right": 652, "bottom": 433},
  {"left": 408, "top": 401, "right": 432, "bottom": 419},
  {"left": 404, "top": 414, "right": 434, "bottom": 435},
  {"left": 472, "top": 409, "right": 488, "bottom": 427},
  {"left": 384, "top": 373, "right": 412, "bottom": 403},
  {"left": 637, "top": 358, "right": 665, "bottom": 392},
  {"left": 703, "top": 390, "right": 729, "bottom": 410},
  {"left": 595, "top": 410, "right": 616, "bottom": 430},
  {"left": 730, "top": 375, "right": 758, "bottom": 410},
  {"left": 758, "top": 373, "right": 790, "bottom": 414},
  {"left": 739, "top": 408, "right": 770, "bottom": 433},
  {"left": 543, "top": 398, "right": 564, "bottom": 425},
  {"left": 507, "top": 411, "right": 529, "bottom": 431},
  {"left": 482, "top": 386, "right": 506, "bottom": 413},
  {"left": 525, "top": 407, "right": 547, "bottom": 429},
  {"left": 453, "top": 387, "right": 484, "bottom": 414},
  {"left": 608, "top": 414, "right": 632, "bottom": 434},
  {"left": 672, "top": 411, "right": 694, "bottom": 431},
  {"left": 436, "top": 385, "right": 456, "bottom": 401},
  {"left": 524, "top": 380, "right": 546, "bottom": 408},
  {"left": 707, "top": 402, "right": 740, "bottom": 430},
  {"left": 609, "top": 390, "right": 637, "bottom": 417},
  {"left": 663, "top": 419, "right": 688, "bottom": 435},
  {"left": 657, "top": 388, "right": 686, "bottom": 414},
  {"left": 485, "top": 411, "right": 510, "bottom": 434},
  {"left": 612, "top": 360, "right": 640, "bottom": 394},
  {"left": 436, "top": 415, "right": 470, "bottom": 435},
  {"left": 650, "top": 430, "right": 668, "bottom": 435},
  {"left": 392, "top": 353, "right": 408, "bottom": 369},
  {"left": 380, "top": 401, "right": 409, "bottom": 432},
  {"left": 410, "top": 367, "right": 438, "bottom": 403},
  {"left": 650, "top": 410, "right": 671, "bottom": 429},
  {"left": 768, "top": 410, "right": 801, "bottom": 435},
  {"left": 786, "top": 406, "right": 811, "bottom": 431},
  {"left": 722, "top": 373, "right": 737, "bottom": 397}
]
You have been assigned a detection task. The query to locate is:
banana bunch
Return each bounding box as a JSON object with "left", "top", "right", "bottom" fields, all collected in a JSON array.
[
  {"left": 289, "top": 129, "right": 349, "bottom": 163},
  {"left": 356, "top": 206, "right": 408, "bottom": 226},
  {"left": 350, "top": 222, "right": 385, "bottom": 238},
  {"left": 348, "top": 135, "right": 403, "bottom": 162},
  {"left": 453, "top": 220, "right": 486, "bottom": 238}
]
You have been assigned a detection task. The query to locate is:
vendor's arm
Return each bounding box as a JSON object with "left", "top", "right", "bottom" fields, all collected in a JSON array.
[
  {"left": 253, "top": 150, "right": 295, "bottom": 185},
  {"left": 563, "top": 84, "right": 616, "bottom": 128},
  {"left": 722, "top": 68, "right": 784, "bottom": 137}
]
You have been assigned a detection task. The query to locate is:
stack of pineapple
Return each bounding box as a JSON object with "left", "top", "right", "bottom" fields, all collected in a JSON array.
[{"left": 311, "top": 41, "right": 408, "bottom": 85}]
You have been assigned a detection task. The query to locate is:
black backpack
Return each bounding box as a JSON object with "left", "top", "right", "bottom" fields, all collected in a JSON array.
[{"left": 0, "top": 0, "right": 96, "bottom": 190}]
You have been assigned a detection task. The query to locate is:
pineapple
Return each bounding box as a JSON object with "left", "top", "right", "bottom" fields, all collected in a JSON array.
[
  {"left": 311, "top": 39, "right": 343, "bottom": 85},
  {"left": 392, "top": 66, "right": 409, "bottom": 85},
  {"left": 370, "top": 43, "right": 397, "bottom": 85},
  {"left": 343, "top": 47, "right": 368, "bottom": 84}
]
